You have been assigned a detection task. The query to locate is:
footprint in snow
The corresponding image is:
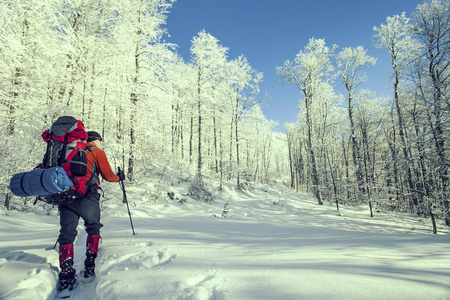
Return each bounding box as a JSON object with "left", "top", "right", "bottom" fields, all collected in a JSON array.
[
  {"left": 100, "top": 248, "right": 176, "bottom": 274},
  {"left": 142, "top": 250, "right": 177, "bottom": 268},
  {"left": 178, "top": 271, "right": 225, "bottom": 300}
]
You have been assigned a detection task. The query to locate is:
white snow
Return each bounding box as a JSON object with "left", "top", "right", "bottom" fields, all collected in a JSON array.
[{"left": 1, "top": 179, "right": 449, "bottom": 300}]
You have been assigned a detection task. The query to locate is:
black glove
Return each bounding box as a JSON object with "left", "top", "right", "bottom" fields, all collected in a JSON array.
[{"left": 116, "top": 170, "right": 126, "bottom": 181}]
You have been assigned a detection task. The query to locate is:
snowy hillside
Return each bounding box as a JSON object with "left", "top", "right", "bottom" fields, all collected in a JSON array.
[{"left": 0, "top": 178, "right": 449, "bottom": 300}]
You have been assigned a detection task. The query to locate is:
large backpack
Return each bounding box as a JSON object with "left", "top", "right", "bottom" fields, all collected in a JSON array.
[
  {"left": 9, "top": 116, "right": 90, "bottom": 204},
  {"left": 41, "top": 116, "right": 89, "bottom": 200}
]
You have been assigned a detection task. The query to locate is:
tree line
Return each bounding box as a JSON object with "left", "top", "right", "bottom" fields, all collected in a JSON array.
[
  {"left": 279, "top": 0, "right": 449, "bottom": 233},
  {"left": 1, "top": 0, "right": 289, "bottom": 209}
]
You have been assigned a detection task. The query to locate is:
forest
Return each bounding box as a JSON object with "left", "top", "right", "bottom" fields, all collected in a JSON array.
[
  {"left": 0, "top": 0, "right": 287, "bottom": 209},
  {"left": 280, "top": 0, "right": 450, "bottom": 232},
  {"left": 1, "top": 0, "right": 449, "bottom": 233}
]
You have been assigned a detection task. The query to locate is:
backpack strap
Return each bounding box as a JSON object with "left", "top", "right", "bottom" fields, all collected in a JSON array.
[
  {"left": 85, "top": 161, "right": 98, "bottom": 187},
  {"left": 84, "top": 146, "right": 99, "bottom": 192},
  {"left": 57, "top": 133, "right": 70, "bottom": 166},
  {"left": 43, "top": 138, "right": 57, "bottom": 168}
]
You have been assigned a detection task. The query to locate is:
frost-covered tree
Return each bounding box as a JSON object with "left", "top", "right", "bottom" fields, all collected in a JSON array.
[
  {"left": 116, "top": 0, "right": 174, "bottom": 181},
  {"left": 227, "top": 55, "right": 263, "bottom": 187},
  {"left": 190, "top": 30, "right": 228, "bottom": 178},
  {"left": 277, "top": 38, "right": 336, "bottom": 205},
  {"left": 336, "top": 46, "right": 377, "bottom": 199},
  {"left": 374, "top": 12, "right": 422, "bottom": 211},
  {"left": 0, "top": 0, "right": 63, "bottom": 209},
  {"left": 412, "top": 0, "right": 450, "bottom": 225},
  {"left": 239, "top": 105, "right": 277, "bottom": 184},
  {"left": 413, "top": 0, "right": 450, "bottom": 181}
]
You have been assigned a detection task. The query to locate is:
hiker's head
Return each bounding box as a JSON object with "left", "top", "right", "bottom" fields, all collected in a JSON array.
[{"left": 87, "top": 131, "right": 103, "bottom": 148}]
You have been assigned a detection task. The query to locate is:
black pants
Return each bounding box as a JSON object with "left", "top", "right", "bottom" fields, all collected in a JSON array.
[{"left": 58, "top": 188, "right": 103, "bottom": 245}]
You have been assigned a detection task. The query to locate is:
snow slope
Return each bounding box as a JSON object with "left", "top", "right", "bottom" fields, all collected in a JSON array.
[{"left": 0, "top": 180, "right": 449, "bottom": 300}]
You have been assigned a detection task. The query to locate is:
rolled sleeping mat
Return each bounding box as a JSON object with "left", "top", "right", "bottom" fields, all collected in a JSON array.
[{"left": 9, "top": 166, "right": 73, "bottom": 197}]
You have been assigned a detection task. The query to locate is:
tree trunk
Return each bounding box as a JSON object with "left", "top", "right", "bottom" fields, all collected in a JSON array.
[
  {"left": 429, "top": 202, "right": 437, "bottom": 234},
  {"left": 189, "top": 115, "right": 193, "bottom": 163},
  {"left": 197, "top": 68, "right": 202, "bottom": 177},
  {"left": 172, "top": 102, "right": 176, "bottom": 154},
  {"left": 4, "top": 192, "right": 12, "bottom": 211},
  {"left": 8, "top": 68, "right": 20, "bottom": 135},
  {"left": 180, "top": 106, "right": 184, "bottom": 159},
  {"left": 327, "top": 151, "right": 339, "bottom": 211},
  {"left": 213, "top": 115, "right": 218, "bottom": 173},
  {"left": 342, "top": 139, "right": 350, "bottom": 202},
  {"left": 287, "top": 133, "right": 295, "bottom": 189},
  {"left": 305, "top": 93, "right": 323, "bottom": 205},
  {"left": 82, "top": 66, "right": 88, "bottom": 119},
  {"left": 102, "top": 71, "right": 109, "bottom": 139},
  {"left": 393, "top": 71, "right": 417, "bottom": 210},
  {"left": 88, "top": 62, "right": 96, "bottom": 123},
  {"left": 128, "top": 2, "right": 143, "bottom": 182},
  {"left": 229, "top": 116, "right": 234, "bottom": 181},
  {"left": 387, "top": 115, "right": 400, "bottom": 210},
  {"left": 235, "top": 98, "right": 240, "bottom": 187},
  {"left": 129, "top": 91, "right": 137, "bottom": 181},
  {"left": 348, "top": 92, "right": 364, "bottom": 195},
  {"left": 219, "top": 126, "right": 224, "bottom": 191}
]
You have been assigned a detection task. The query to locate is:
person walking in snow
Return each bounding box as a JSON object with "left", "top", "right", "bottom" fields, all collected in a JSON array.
[{"left": 57, "top": 131, "right": 125, "bottom": 291}]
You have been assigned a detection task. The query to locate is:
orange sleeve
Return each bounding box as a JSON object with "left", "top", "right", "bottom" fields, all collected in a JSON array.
[{"left": 95, "top": 148, "right": 120, "bottom": 182}]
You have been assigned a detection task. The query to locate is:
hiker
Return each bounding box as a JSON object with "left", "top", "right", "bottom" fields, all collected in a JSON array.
[{"left": 57, "top": 131, "right": 125, "bottom": 291}]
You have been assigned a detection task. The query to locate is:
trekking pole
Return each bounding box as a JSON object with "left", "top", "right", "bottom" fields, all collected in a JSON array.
[{"left": 118, "top": 167, "right": 136, "bottom": 235}]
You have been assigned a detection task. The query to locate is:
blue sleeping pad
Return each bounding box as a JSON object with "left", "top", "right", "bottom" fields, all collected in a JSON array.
[{"left": 10, "top": 167, "right": 73, "bottom": 197}]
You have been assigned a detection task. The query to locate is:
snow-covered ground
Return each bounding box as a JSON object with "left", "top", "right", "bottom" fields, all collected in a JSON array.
[{"left": 1, "top": 178, "right": 449, "bottom": 300}]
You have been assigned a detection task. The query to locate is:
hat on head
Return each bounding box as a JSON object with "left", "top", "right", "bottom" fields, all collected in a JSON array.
[{"left": 87, "top": 131, "right": 102, "bottom": 142}]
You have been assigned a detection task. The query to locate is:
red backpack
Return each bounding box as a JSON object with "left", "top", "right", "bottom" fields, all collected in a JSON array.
[{"left": 41, "top": 116, "right": 89, "bottom": 196}]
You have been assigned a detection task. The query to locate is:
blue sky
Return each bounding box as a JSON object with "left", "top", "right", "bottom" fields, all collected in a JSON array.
[{"left": 165, "top": 0, "right": 425, "bottom": 133}]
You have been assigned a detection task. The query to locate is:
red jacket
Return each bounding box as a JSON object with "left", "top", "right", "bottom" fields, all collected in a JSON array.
[{"left": 86, "top": 142, "right": 119, "bottom": 185}]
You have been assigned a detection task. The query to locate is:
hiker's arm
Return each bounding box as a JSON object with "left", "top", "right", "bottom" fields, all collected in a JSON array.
[{"left": 96, "top": 150, "right": 120, "bottom": 182}]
